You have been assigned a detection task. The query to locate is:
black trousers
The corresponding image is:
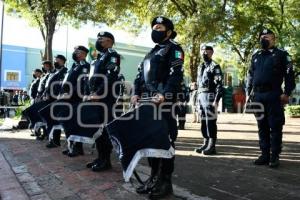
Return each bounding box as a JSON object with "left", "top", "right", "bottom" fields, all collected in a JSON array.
[
  {"left": 175, "top": 103, "right": 187, "bottom": 128},
  {"left": 22, "top": 100, "right": 51, "bottom": 126},
  {"left": 254, "top": 91, "right": 285, "bottom": 156},
  {"left": 150, "top": 110, "right": 177, "bottom": 175},
  {"left": 198, "top": 92, "right": 217, "bottom": 139}
]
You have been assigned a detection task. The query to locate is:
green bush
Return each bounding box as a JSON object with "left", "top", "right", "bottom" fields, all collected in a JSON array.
[
  {"left": 286, "top": 105, "right": 300, "bottom": 117},
  {"left": 14, "top": 100, "right": 31, "bottom": 119}
]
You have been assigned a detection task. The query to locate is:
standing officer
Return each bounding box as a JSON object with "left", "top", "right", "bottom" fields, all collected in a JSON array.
[
  {"left": 246, "top": 29, "right": 295, "bottom": 168},
  {"left": 29, "top": 69, "right": 43, "bottom": 105},
  {"left": 131, "top": 16, "right": 184, "bottom": 199},
  {"left": 176, "top": 81, "right": 190, "bottom": 130},
  {"left": 40, "top": 47, "right": 90, "bottom": 152},
  {"left": 195, "top": 45, "right": 223, "bottom": 155},
  {"left": 74, "top": 31, "right": 120, "bottom": 171}
]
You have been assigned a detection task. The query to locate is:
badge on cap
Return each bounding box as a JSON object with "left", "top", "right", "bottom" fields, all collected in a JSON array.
[
  {"left": 156, "top": 17, "right": 163, "bottom": 23},
  {"left": 263, "top": 29, "right": 268, "bottom": 34},
  {"left": 99, "top": 31, "right": 104, "bottom": 36}
]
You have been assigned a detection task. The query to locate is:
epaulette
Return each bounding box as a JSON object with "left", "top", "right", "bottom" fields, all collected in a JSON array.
[
  {"left": 108, "top": 48, "right": 116, "bottom": 54},
  {"left": 169, "top": 39, "right": 179, "bottom": 45}
]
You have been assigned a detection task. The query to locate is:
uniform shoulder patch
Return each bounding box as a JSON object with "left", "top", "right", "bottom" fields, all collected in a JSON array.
[{"left": 175, "top": 50, "right": 184, "bottom": 60}]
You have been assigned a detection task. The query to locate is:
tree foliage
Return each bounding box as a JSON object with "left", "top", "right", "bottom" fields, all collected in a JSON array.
[{"left": 4, "top": 0, "right": 131, "bottom": 61}]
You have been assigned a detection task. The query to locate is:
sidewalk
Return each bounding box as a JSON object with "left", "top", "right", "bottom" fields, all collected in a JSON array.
[{"left": 0, "top": 113, "right": 300, "bottom": 200}]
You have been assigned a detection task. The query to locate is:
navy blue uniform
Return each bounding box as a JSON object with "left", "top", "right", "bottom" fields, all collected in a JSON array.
[
  {"left": 39, "top": 61, "right": 90, "bottom": 144},
  {"left": 197, "top": 60, "right": 223, "bottom": 140},
  {"left": 175, "top": 82, "right": 190, "bottom": 130},
  {"left": 246, "top": 47, "right": 295, "bottom": 156},
  {"left": 23, "top": 68, "right": 67, "bottom": 127},
  {"left": 134, "top": 39, "right": 184, "bottom": 175},
  {"left": 29, "top": 78, "right": 40, "bottom": 103}
]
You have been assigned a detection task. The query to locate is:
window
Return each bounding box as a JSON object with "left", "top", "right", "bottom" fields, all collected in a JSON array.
[{"left": 4, "top": 70, "right": 21, "bottom": 81}]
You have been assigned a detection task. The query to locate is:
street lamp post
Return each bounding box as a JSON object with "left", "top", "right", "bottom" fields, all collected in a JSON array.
[{"left": 0, "top": 1, "right": 4, "bottom": 90}]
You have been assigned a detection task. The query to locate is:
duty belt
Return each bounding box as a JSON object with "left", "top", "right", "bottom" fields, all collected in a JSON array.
[
  {"left": 198, "top": 87, "right": 210, "bottom": 93},
  {"left": 253, "top": 85, "right": 273, "bottom": 93}
]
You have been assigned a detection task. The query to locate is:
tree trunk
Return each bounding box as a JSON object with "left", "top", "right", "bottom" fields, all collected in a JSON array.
[
  {"left": 189, "top": 35, "right": 201, "bottom": 82},
  {"left": 42, "top": 20, "right": 56, "bottom": 61}
]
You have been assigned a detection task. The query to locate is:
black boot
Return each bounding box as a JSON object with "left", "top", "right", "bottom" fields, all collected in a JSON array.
[
  {"left": 269, "top": 154, "right": 279, "bottom": 168},
  {"left": 92, "top": 153, "right": 112, "bottom": 172},
  {"left": 68, "top": 142, "right": 84, "bottom": 157},
  {"left": 254, "top": 152, "right": 270, "bottom": 165},
  {"left": 136, "top": 167, "right": 159, "bottom": 194},
  {"left": 86, "top": 159, "right": 101, "bottom": 168},
  {"left": 149, "top": 174, "right": 173, "bottom": 199},
  {"left": 203, "top": 138, "right": 217, "bottom": 155},
  {"left": 46, "top": 139, "right": 60, "bottom": 148},
  {"left": 195, "top": 138, "right": 209, "bottom": 154}
]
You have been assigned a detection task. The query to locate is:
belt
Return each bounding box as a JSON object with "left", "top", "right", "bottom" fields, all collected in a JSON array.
[
  {"left": 253, "top": 85, "right": 273, "bottom": 93},
  {"left": 198, "top": 87, "right": 210, "bottom": 92}
]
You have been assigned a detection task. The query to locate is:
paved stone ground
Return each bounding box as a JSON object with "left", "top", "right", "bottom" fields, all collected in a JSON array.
[{"left": 0, "top": 113, "right": 299, "bottom": 200}]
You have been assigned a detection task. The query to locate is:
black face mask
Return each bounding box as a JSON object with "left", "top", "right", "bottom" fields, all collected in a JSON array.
[
  {"left": 54, "top": 62, "right": 62, "bottom": 69},
  {"left": 72, "top": 52, "right": 78, "bottom": 61},
  {"left": 151, "top": 30, "right": 167, "bottom": 44},
  {"left": 95, "top": 41, "right": 105, "bottom": 52},
  {"left": 202, "top": 54, "right": 210, "bottom": 62},
  {"left": 260, "top": 39, "right": 270, "bottom": 50},
  {"left": 32, "top": 74, "right": 36, "bottom": 79}
]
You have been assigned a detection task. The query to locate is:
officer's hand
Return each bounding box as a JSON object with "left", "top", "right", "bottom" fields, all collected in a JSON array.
[
  {"left": 152, "top": 93, "right": 165, "bottom": 104},
  {"left": 83, "top": 95, "right": 89, "bottom": 102},
  {"left": 131, "top": 95, "right": 140, "bottom": 105},
  {"left": 280, "top": 94, "right": 289, "bottom": 105}
]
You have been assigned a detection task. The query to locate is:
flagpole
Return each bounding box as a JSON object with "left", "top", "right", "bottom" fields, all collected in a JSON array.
[{"left": 0, "top": 1, "right": 4, "bottom": 90}]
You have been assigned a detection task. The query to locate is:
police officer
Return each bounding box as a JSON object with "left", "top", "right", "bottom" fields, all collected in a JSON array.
[
  {"left": 36, "top": 61, "right": 53, "bottom": 102},
  {"left": 131, "top": 16, "right": 184, "bottom": 199},
  {"left": 40, "top": 47, "right": 90, "bottom": 152},
  {"left": 22, "top": 61, "right": 53, "bottom": 131},
  {"left": 176, "top": 81, "right": 190, "bottom": 130},
  {"left": 29, "top": 69, "right": 43, "bottom": 105},
  {"left": 26, "top": 55, "right": 67, "bottom": 141},
  {"left": 77, "top": 31, "right": 121, "bottom": 171},
  {"left": 195, "top": 45, "right": 223, "bottom": 155},
  {"left": 246, "top": 29, "right": 295, "bottom": 168}
]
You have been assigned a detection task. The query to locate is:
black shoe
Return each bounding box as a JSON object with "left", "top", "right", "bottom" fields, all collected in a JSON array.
[
  {"left": 62, "top": 149, "right": 69, "bottom": 155},
  {"left": 30, "top": 133, "right": 36, "bottom": 137},
  {"left": 254, "top": 155, "right": 270, "bottom": 165},
  {"left": 67, "top": 143, "right": 84, "bottom": 157},
  {"left": 136, "top": 175, "right": 158, "bottom": 194},
  {"left": 46, "top": 140, "right": 60, "bottom": 148},
  {"left": 68, "top": 150, "right": 84, "bottom": 157},
  {"left": 269, "top": 155, "right": 280, "bottom": 168},
  {"left": 202, "top": 138, "right": 217, "bottom": 155},
  {"left": 86, "top": 159, "right": 100, "bottom": 168},
  {"left": 149, "top": 174, "right": 173, "bottom": 199},
  {"left": 91, "top": 159, "right": 112, "bottom": 172},
  {"left": 195, "top": 138, "right": 209, "bottom": 154},
  {"left": 203, "top": 147, "right": 217, "bottom": 155}
]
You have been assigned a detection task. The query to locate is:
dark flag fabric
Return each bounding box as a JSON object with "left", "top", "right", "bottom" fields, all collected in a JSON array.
[
  {"left": 105, "top": 104, "right": 175, "bottom": 182},
  {"left": 60, "top": 102, "right": 106, "bottom": 144}
]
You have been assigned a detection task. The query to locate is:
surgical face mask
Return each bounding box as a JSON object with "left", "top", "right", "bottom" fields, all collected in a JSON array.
[
  {"left": 72, "top": 52, "right": 78, "bottom": 61},
  {"left": 260, "top": 38, "right": 270, "bottom": 50},
  {"left": 151, "top": 30, "right": 167, "bottom": 44},
  {"left": 95, "top": 40, "right": 105, "bottom": 52},
  {"left": 54, "top": 62, "right": 62, "bottom": 69},
  {"left": 202, "top": 54, "right": 210, "bottom": 62}
]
